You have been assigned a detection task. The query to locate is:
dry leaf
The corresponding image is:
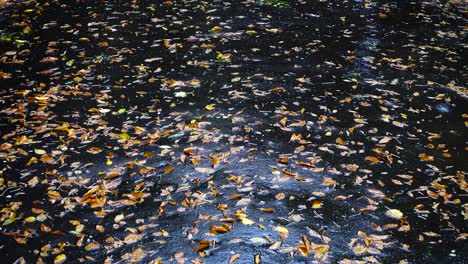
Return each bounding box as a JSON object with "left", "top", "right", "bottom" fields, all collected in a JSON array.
[
  {"left": 385, "top": 209, "right": 404, "bottom": 219},
  {"left": 124, "top": 234, "right": 142, "bottom": 244},
  {"left": 228, "top": 254, "right": 241, "bottom": 264},
  {"left": 54, "top": 254, "right": 66, "bottom": 264}
]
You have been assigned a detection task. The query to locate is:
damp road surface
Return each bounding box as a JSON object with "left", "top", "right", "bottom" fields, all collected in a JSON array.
[{"left": 0, "top": 0, "right": 467, "bottom": 263}]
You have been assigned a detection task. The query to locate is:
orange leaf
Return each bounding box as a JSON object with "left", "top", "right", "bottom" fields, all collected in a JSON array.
[
  {"left": 164, "top": 166, "right": 174, "bottom": 174},
  {"left": 365, "top": 156, "right": 379, "bottom": 164}
]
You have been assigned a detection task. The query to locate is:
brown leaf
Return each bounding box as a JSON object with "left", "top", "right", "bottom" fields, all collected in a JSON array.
[
  {"left": 124, "top": 234, "right": 142, "bottom": 244},
  {"left": 91, "top": 196, "right": 108, "bottom": 208},
  {"left": 209, "top": 224, "right": 230, "bottom": 235},
  {"left": 275, "top": 193, "right": 285, "bottom": 200},
  {"left": 40, "top": 154, "right": 57, "bottom": 164},
  {"left": 282, "top": 168, "right": 298, "bottom": 178},
  {"left": 85, "top": 242, "right": 100, "bottom": 251},
  {"left": 211, "top": 157, "right": 220, "bottom": 167},
  {"left": 365, "top": 156, "right": 380, "bottom": 164},
  {"left": 272, "top": 87, "right": 285, "bottom": 93},
  {"left": 195, "top": 240, "right": 211, "bottom": 252},
  {"left": 47, "top": 191, "right": 62, "bottom": 200},
  {"left": 26, "top": 157, "right": 38, "bottom": 166},
  {"left": 87, "top": 147, "right": 102, "bottom": 154},
  {"left": 259, "top": 208, "right": 274, "bottom": 213},
  {"left": 163, "top": 166, "right": 174, "bottom": 174}
]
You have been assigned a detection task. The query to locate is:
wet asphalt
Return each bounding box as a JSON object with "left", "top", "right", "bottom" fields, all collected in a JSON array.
[{"left": 0, "top": 0, "right": 467, "bottom": 263}]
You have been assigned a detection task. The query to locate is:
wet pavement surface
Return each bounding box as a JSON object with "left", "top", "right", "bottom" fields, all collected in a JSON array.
[{"left": 0, "top": 0, "right": 467, "bottom": 263}]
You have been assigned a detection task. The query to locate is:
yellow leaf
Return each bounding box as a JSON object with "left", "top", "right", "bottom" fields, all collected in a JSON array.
[
  {"left": 47, "top": 191, "right": 62, "bottom": 200},
  {"left": 311, "top": 244, "right": 330, "bottom": 253},
  {"left": 205, "top": 104, "right": 214, "bottom": 111},
  {"left": 26, "top": 157, "right": 38, "bottom": 166},
  {"left": 274, "top": 226, "right": 289, "bottom": 239},
  {"left": 23, "top": 26, "right": 32, "bottom": 33},
  {"left": 312, "top": 200, "right": 323, "bottom": 209},
  {"left": 114, "top": 214, "right": 124, "bottom": 222},
  {"left": 240, "top": 217, "right": 255, "bottom": 225},
  {"left": 34, "top": 149, "right": 46, "bottom": 155},
  {"left": 352, "top": 244, "right": 367, "bottom": 255},
  {"left": 385, "top": 209, "right": 404, "bottom": 219},
  {"left": 24, "top": 216, "right": 36, "bottom": 223},
  {"left": 54, "top": 254, "right": 67, "bottom": 264},
  {"left": 119, "top": 133, "right": 130, "bottom": 139},
  {"left": 211, "top": 26, "right": 223, "bottom": 31},
  {"left": 96, "top": 225, "right": 105, "bottom": 232},
  {"left": 279, "top": 117, "right": 288, "bottom": 127}
]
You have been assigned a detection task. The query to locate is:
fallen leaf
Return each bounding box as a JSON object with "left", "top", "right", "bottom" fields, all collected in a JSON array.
[
  {"left": 205, "top": 104, "right": 215, "bottom": 111},
  {"left": 54, "top": 254, "right": 66, "bottom": 264},
  {"left": 312, "top": 200, "right": 323, "bottom": 209},
  {"left": 228, "top": 254, "right": 241, "bottom": 264},
  {"left": 124, "top": 234, "right": 142, "bottom": 244},
  {"left": 385, "top": 209, "right": 404, "bottom": 219},
  {"left": 211, "top": 26, "right": 223, "bottom": 31}
]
